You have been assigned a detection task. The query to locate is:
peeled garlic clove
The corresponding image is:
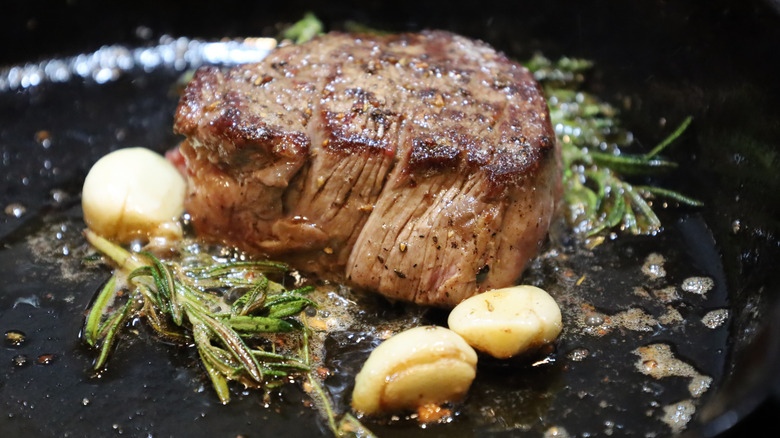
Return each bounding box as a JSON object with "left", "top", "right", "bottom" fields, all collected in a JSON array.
[
  {"left": 351, "top": 326, "right": 477, "bottom": 415},
  {"left": 82, "top": 147, "right": 186, "bottom": 243},
  {"left": 448, "top": 285, "right": 562, "bottom": 359}
]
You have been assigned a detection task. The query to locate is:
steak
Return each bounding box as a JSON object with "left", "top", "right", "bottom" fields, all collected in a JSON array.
[{"left": 174, "top": 31, "right": 559, "bottom": 307}]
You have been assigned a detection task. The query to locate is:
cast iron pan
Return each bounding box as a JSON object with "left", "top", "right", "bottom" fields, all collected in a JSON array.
[{"left": 2, "top": 0, "right": 779, "bottom": 436}]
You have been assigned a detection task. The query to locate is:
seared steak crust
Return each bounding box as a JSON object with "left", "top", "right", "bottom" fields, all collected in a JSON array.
[{"left": 174, "top": 31, "right": 558, "bottom": 307}]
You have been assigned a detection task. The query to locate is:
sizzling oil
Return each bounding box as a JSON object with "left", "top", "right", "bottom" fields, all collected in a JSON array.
[{"left": 15, "top": 204, "right": 728, "bottom": 437}]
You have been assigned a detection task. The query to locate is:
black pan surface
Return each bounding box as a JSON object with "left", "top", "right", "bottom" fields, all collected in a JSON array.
[{"left": 2, "top": 1, "right": 780, "bottom": 437}]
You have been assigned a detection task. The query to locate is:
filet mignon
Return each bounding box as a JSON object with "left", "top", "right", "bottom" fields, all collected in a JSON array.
[{"left": 174, "top": 31, "right": 559, "bottom": 307}]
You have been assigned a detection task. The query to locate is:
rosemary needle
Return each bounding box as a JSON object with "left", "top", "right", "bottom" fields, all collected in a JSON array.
[{"left": 644, "top": 116, "right": 694, "bottom": 160}]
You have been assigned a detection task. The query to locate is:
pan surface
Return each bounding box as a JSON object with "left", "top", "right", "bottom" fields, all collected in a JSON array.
[{"left": 1, "top": 1, "right": 779, "bottom": 436}]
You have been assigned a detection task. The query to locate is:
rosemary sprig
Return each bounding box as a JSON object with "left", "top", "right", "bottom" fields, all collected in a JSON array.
[
  {"left": 82, "top": 230, "right": 375, "bottom": 436},
  {"left": 82, "top": 230, "right": 312, "bottom": 404},
  {"left": 527, "top": 54, "right": 701, "bottom": 237}
]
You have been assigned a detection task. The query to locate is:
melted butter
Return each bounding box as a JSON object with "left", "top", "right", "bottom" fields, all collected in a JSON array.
[
  {"left": 661, "top": 400, "right": 696, "bottom": 434},
  {"left": 681, "top": 276, "right": 715, "bottom": 296},
  {"left": 641, "top": 253, "right": 667, "bottom": 279},
  {"left": 633, "top": 343, "right": 712, "bottom": 398}
]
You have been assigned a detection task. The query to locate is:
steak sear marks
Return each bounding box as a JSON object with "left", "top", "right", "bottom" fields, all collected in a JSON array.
[{"left": 174, "top": 31, "right": 559, "bottom": 307}]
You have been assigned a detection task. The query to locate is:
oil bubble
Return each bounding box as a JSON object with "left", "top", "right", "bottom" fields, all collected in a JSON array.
[
  {"left": 37, "top": 354, "right": 56, "bottom": 365},
  {"left": 5, "top": 330, "right": 26, "bottom": 347},
  {"left": 568, "top": 348, "right": 589, "bottom": 361},
  {"left": 13, "top": 355, "right": 29, "bottom": 367},
  {"left": 585, "top": 315, "right": 604, "bottom": 326},
  {"left": 4, "top": 203, "right": 26, "bottom": 218},
  {"left": 681, "top": 277, "right": 714, "bottom": 296}
]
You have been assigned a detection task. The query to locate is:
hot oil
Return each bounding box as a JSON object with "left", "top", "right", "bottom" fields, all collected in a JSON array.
[
  {"left": 17, "top": 206, "right": 729, "bottom": 437},
  {"left": 352, "top": 214, "right": 729, "bottom": 437}
]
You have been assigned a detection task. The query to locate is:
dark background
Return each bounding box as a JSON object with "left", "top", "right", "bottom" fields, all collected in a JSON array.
[{"left": 2, "top": 0, "right": 780, "bottom": 436}]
